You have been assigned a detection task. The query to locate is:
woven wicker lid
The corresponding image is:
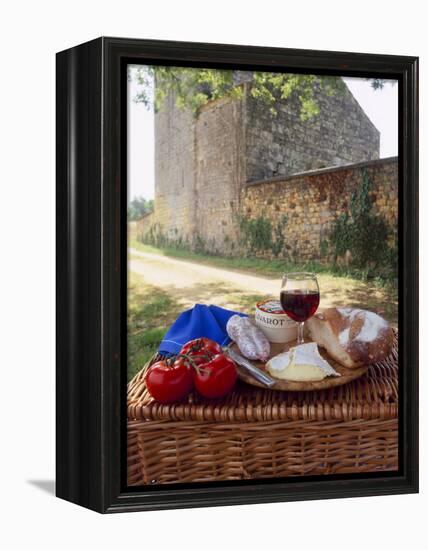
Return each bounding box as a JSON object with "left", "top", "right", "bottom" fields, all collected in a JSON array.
[{"left": 127, "top": 331, "right": 398, "bottom": 423}]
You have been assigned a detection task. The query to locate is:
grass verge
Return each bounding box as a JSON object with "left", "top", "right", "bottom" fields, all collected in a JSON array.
[{"left": 127, "top": 270, "right": 181, "bottom": 382}]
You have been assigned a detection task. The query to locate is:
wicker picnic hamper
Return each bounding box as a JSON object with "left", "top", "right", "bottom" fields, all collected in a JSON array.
[{"left": 127, "top": 331, "right": 398, "bottom": 486}]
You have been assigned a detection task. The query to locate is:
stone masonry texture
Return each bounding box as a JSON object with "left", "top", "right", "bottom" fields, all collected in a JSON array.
[
  {"left": 241, "top": 157, "right": 398, "bottom": 261},
  {"left": 136, "top": 75, "right": 396, "bottom": 262},
  {"left": 245, "top": 81, "right": 380, "bottom": 182}
]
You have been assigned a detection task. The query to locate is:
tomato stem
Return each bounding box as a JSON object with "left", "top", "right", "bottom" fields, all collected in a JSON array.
[{"left": 175, "top": 353, "right": 200, "bottom": 373}]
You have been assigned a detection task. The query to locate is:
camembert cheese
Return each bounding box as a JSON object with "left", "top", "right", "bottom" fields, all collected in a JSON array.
[{"left": 266, "top": 342, "right": 340, "bottom": 381}]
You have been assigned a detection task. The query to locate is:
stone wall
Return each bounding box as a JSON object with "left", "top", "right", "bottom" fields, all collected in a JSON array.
[
  {"left": 128, "top": 220, "right": 138, "bottom": 241},
  {"left": 139, "top": 92, "right": 246, "bottom": 254},
  {"left": 241, "top": 157, "right": 398, "bottom": 261},
  {"left": 135, "top": 211, "right": 155, "bottom": 242},
  {"left": 245, "top": 81, "right": 380, "bottom": 182},
  {"left": 151, "top": 90, "right": 197, "bottom": 245},
  {"left": 136, "top": 75, "right": 392, "bottom": 262},
  {"left": 194, "top": 96, "right": 245, "bottom": 254},
  {"left": 137, "top": 156, "right": 398, "bottom": 263}
]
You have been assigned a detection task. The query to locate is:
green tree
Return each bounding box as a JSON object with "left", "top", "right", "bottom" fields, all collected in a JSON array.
[
  {"left": 131, "top": 66, "right": 393, "bottom": 121},
  {"left": 127, "top": 196, "right": 154, "bottom": 221}
]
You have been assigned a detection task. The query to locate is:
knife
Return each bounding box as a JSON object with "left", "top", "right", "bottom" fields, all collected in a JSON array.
[{"left": 223, "top": 347, "right": 276, "bottom": 387}]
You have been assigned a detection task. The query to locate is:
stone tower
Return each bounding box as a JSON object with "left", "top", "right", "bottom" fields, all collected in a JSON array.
[{"left": 150, "top": 75, "right": 380, "bottom": 255}]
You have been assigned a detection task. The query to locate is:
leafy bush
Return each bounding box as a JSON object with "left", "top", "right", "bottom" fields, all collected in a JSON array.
[
  {"left": 239, "top": 216, "right": 273, "bottom": 253},
  {"left": 271, "top": 215, "right": 288, "bottom": 257},
  {"left": 239, "top": 214, "right": 288, "bottom": 256},
  {"left": 127, "top": 196, "right": 154, "bottom": 221},
  {"left": 330, "top": 169, "right": 397, "bottom": 275}
]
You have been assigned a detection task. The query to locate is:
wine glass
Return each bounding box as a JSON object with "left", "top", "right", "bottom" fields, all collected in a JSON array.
[{"left": 280, "top": 272, "right": 320, "bottom": 345}]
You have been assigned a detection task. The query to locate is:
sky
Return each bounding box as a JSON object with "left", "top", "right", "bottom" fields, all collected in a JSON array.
[
  {"left": 127, "top": 68, "right": 398, "bottom": 202},
  {"left": 343, "top": 76, "right": 398, "bottom": 159},
  {"left": 127, "top": 68, "right": 155, "bottom": 201}
]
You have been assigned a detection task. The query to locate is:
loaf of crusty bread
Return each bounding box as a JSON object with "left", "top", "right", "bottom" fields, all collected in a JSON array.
[{"left": 306, "top": 307, "right": 394, "bottom": 368}]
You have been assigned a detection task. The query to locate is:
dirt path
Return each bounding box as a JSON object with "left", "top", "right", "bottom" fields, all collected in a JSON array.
[{"left": 129, "top": 248, "right": 397, "bottom": 324}]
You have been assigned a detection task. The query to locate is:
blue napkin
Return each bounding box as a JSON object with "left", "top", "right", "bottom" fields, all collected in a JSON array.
[{"left": 159, "top": 304, "right": 247, "bottom": 355}]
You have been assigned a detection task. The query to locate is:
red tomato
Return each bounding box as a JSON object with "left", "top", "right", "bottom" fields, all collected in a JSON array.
[
  {"left": 145, "top": 360, "right": 194, "bottom": 403},
  {"left": 194, "top": 354, "right": 237, "bottom": 399},
  {"left": 179, "top": 337, "right": 222, "bottom": 365}
]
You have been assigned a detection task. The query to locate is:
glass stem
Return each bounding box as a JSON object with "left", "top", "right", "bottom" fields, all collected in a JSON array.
[{"left": 297, "top": 322, "right": 304, "bottom": 345}]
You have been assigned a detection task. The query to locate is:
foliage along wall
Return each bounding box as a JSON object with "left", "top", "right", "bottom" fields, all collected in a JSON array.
[
  {"left": 136, "top": 156, "right": 397, "bottom": 275},
  {"left": 240, "top": 157, "right": 398, "bottom": 270}
]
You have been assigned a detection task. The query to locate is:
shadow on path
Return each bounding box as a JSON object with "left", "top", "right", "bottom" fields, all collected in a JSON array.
[
  {"left": 160, "top": 280, "right": 266, "bottom": 312},
  {"left": 129, "top": 252, "right": 398, "bottom": 325}
]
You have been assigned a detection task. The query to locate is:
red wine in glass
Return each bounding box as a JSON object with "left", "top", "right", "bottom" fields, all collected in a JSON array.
[
  {"left": 280, "top": 273, "right": 320, "bottom": 345},
  {"left": 280, "top": 290, "right": 320, "bottom": 323}
]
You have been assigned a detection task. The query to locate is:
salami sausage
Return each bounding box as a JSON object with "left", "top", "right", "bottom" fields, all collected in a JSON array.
[{"left": 226, "top": 315, "right": 270, "bottom": 362}]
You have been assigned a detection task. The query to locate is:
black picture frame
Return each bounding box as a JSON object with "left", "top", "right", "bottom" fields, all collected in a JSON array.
[{"left": 56, "top": 36, "right": 419, "bottom": 513}]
